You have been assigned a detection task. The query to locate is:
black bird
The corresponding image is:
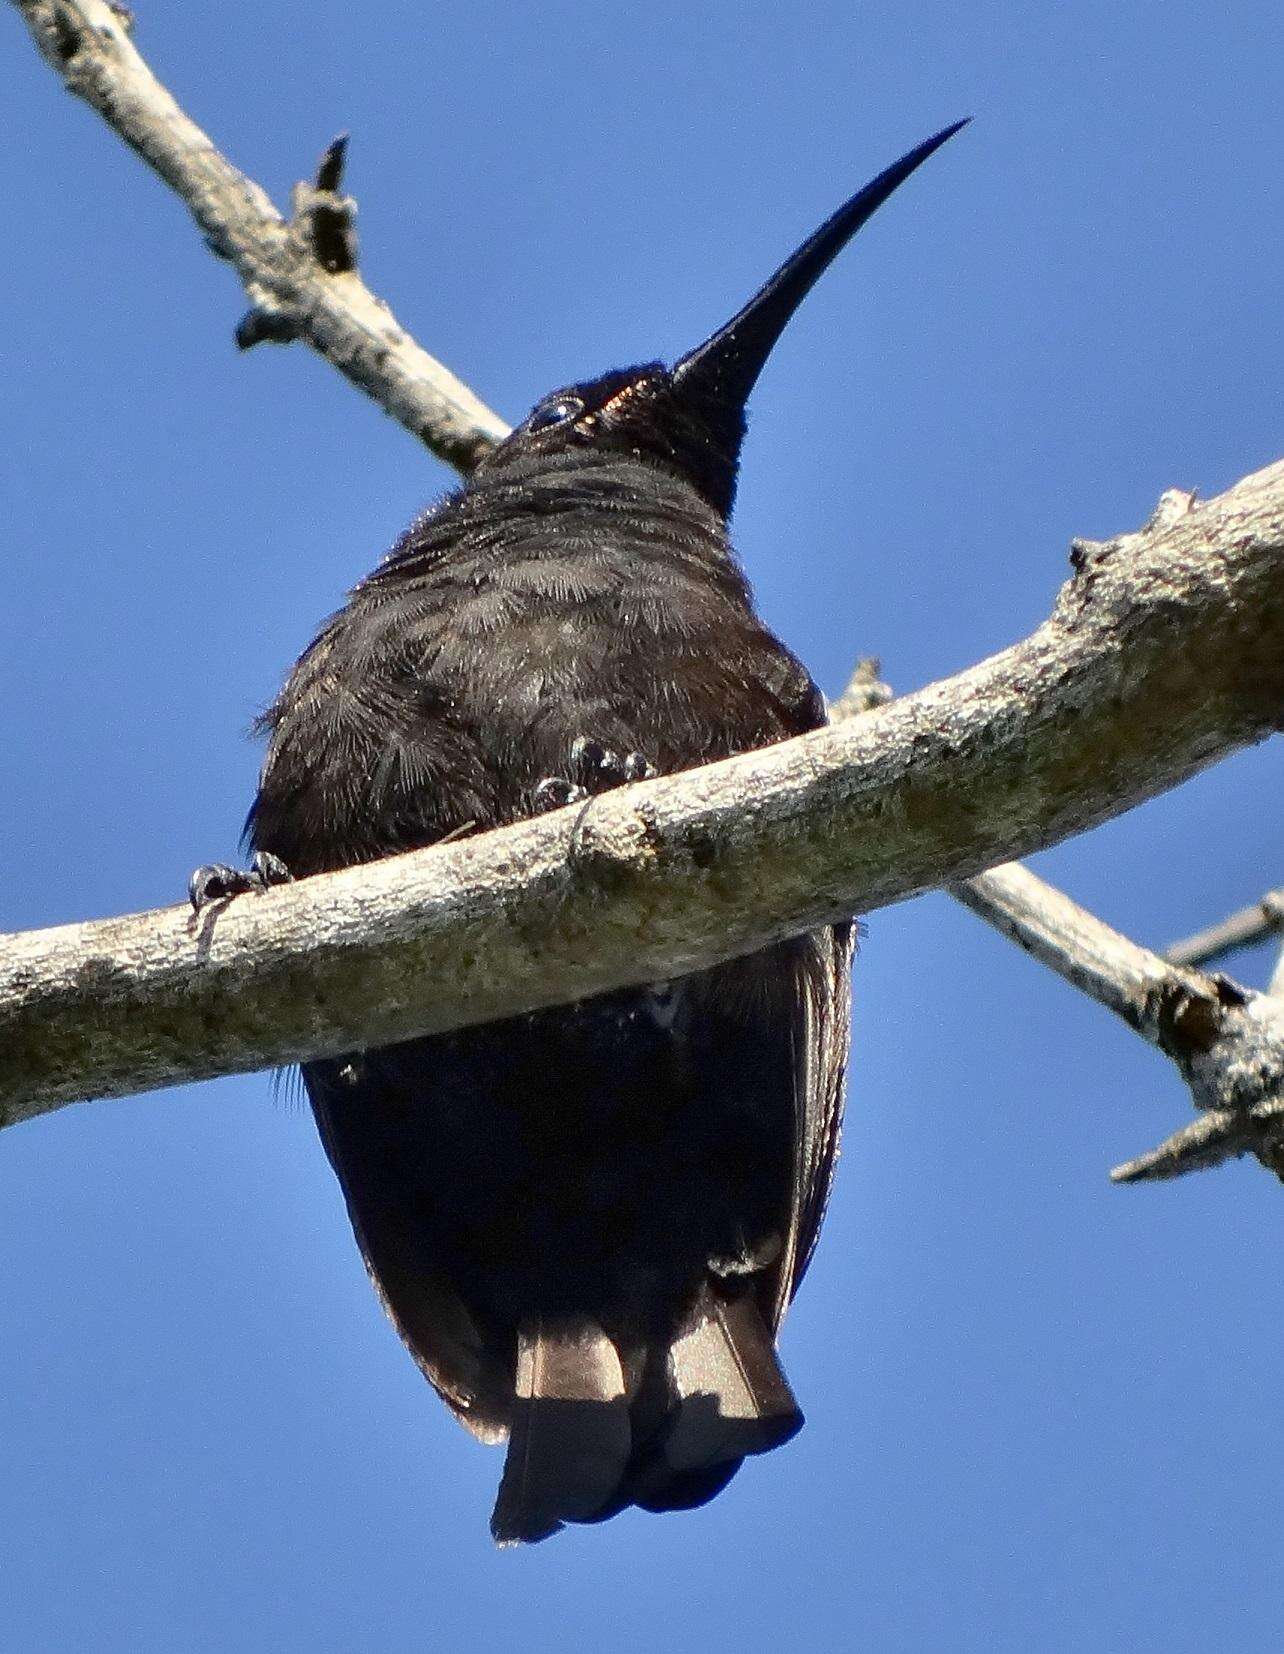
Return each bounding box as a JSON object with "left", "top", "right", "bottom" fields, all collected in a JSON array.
[{"left": 201, "top": 122, "right": 964, "bottom": 1543}]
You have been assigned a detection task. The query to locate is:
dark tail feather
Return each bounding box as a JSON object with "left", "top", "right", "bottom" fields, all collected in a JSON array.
[
  {"left": 491, "top": 1292, "right": 801, "bottom": 1541},
  {"left": 629, "top": 1287, "right": 803, "bottom": 1514},
  {"left": 490, "top": 1317, "right": 632, "bottom": 1546}
]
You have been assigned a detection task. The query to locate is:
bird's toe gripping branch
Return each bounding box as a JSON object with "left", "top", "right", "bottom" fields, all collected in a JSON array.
[
  {"left": 570, "top": 736, "right": 655, "bottom": 788},
  {"left": 530, "top": 736, "right": 655, "bottom": 814},
  {"left": 188, "top": 851, "right": 293, "bottom": 912}
]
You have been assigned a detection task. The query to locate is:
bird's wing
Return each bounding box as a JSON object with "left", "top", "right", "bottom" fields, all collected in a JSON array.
[
  {"left": 774, "top": 922, "right": 854, "bottom": 1326},
  {"left": 303, "top": 1055, "right": 514, "bottom": 1444}
]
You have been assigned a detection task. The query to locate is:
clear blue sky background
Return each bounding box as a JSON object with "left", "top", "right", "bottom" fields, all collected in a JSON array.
[{"left": 4, "top": 2, "right": 1281, "bottom": 1649}]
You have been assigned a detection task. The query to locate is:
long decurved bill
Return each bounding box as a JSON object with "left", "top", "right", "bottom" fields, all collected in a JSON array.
[{"left": 673, "top": 121, "right": 969, "bottom": 407}]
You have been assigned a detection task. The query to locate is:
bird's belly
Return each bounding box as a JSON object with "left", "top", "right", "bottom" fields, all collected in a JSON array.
[{"left": 306, "top": 965, "right": 797, "bottom": 1337}]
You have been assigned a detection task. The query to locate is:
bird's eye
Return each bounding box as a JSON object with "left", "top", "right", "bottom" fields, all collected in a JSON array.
[{"left": 526, "top": 395, "right": 583, "bottom": 433}]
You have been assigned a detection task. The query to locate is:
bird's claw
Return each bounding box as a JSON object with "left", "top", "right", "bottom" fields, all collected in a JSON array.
[
  {"left": 531, "top": 777, "right": 589, "bottom": 813},
  {"left": 531, "top": 738, "right": 655, "bottom": 813},
  {"left": 570, "top": 736, "right": 655, "bottom": 787},
  {"left": 188, "top": 850, "right": 292, "bottom": 911}
]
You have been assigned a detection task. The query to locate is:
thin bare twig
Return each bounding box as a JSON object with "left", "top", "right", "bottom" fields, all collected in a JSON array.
[{"left": 1166, "top": 889, "right": 1284, "bottom": 970}]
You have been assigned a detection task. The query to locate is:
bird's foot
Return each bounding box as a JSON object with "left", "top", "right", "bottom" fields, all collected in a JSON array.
[
  {"left": 188, "top": 850, "right": 292, "bottom": 911},
  {"left": 570, "top": 737, "right": 655, "bottom": 787},
  {"left": 530, "top": 776, "right": 589, "bottom": 813},
  {"left": 530, "top": 738, "right": 655, "bottom": 814}
]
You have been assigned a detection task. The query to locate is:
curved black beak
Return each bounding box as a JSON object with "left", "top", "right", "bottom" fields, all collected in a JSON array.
[{"left": 673, "top": 121, "right": 969, "bottom": 409}]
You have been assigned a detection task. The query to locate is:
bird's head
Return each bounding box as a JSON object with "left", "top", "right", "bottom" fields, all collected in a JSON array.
[{"left": 477, "top": 121, "right": 967, "bottom": 519}]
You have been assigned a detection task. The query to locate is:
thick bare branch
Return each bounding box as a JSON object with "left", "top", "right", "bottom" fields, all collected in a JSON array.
[
  {"left": 10, "top": 0, "right": 508, "bottom": 471},
  {"left": 0, "top": 459, "right": 1280, "bottom": 1127}
]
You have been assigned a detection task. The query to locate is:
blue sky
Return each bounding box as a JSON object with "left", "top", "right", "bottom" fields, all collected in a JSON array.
[{"left": 3, "top": 1, "right": 1282, "bottom": 1649}]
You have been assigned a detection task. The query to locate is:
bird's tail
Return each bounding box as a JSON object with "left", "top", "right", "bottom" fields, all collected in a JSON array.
[
  {"left": 489, "top": 1288, "right": 802, "bottom": 1545},
  {"left": 490, "top": 1317, "right": 632, "bottom": 1546}
]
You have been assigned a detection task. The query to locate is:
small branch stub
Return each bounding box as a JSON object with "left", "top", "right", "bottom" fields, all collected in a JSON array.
[
  {"left": 315, "top": 131, "right": 348, "bottom": 195},
  {"left": 235, "top": 306, "right": 300, "bottom": 348},
  {"left": 238, "top": 134, "right": 360, "bottom": 349},
  {"left": 1110, "top": 1096, "right": 1284, "bottom": 1185},
  {"left": 1121, "top": 973, "right": 1284, "bottom": 1181},
  {"left": 293, "top": 133, "right": 359, "bottom": 276},
  {"left": 828, "top": 658, "right": 893, "bottom": 720}
]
